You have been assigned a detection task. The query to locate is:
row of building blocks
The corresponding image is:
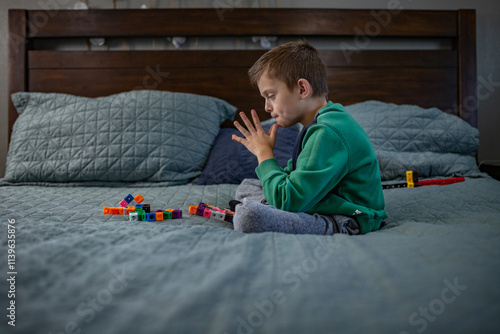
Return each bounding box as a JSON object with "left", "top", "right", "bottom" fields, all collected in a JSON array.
[
  {"left": 381, "top": 183, "right": 407, "bottom": 189},
  {"left": 128, "top": 209, "right": 182, "bottom": 221},
  {"left": 104, "top": 204, "right": 151, "bottom": 215},
  {"left": 189, "top": 203, "right": 234, "bottom": 223},
  {"left": 104, "top": 193, "right": 183, "bottom": 222},
  {"left": 119, "top": 194, "right": 145, "bottom": 208},
  {"left": 418, "top": 177, "right": 465, "bottom": 186},
  {"left": 382, "top": 171, "right": 465, "bottom": 189},
  {"left": 103, "top": 207, "right": 124, "bottom": 215}
]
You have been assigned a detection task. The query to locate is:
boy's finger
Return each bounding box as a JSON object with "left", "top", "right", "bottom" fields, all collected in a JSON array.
[
  {"left": 269, "top": 123, "right": 279, "bottom": 139},
  {"left": 239, "top": 112, "right": 256, "bottom": 133},
  {"left": 250, "top": 109, "right": 263, "bottom": 131},
  {"left": 231, "top": 133, "right": 244, "bottom": 143},
  {"left": 234, "top": 121, "right": 250, "bottom": 138}
]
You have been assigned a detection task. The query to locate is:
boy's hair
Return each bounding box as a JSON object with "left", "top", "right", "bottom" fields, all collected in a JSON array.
[{"left": 248, "top": 40, "right": 328, "bottom": 99}]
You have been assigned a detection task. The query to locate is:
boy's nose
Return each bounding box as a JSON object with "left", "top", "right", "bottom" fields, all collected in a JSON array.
[{"left": 265, "top": 101, "right": 272, "bottom": 113}]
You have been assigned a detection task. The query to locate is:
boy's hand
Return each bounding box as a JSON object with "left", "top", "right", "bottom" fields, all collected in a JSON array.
[{"left": 232, "top": 110, "right": 278, "bottom": 164}]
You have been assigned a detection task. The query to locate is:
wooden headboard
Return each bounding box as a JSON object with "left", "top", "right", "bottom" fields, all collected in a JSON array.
[{"left": 8, "top": 8, "right": 477, "bottom": 142}]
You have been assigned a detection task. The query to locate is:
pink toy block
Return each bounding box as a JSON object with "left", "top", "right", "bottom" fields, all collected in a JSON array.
[{"left": 203, "top": 208, "right": 212, "bottom": 218}]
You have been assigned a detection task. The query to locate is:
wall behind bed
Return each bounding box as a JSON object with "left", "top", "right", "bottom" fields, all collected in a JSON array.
[{"left": 1, "top": 0, "right": 499, "bottom": 178}]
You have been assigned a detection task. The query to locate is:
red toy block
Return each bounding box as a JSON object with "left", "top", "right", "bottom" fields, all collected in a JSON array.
[{"left": 111, "top": 208, "right": 124, "bottom": 215}]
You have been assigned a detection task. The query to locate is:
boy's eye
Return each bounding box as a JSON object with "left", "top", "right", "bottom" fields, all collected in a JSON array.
[{"left": 268, "top": 95, "right": 275, "bottom": 100}]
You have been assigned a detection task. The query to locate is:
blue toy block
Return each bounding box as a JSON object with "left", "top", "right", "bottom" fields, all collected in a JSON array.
[{"left": 145, "top": 212, "right": 156, "bottom": 221}]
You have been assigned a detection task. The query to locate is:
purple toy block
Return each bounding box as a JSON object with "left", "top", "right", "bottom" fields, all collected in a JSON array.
[
  {"left": 196, "top": 206, "right": 205, "bottom": 216},
  {"left": 172, "top": 210, "right": 182, "bottom": 219}
]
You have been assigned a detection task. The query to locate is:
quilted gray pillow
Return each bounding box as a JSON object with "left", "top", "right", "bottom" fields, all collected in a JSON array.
[
  {"left": 345, "top": 101, "right": 480, "bottom": 181},
  {"left": 5, "top": 90, "right": 236, "bottom": 184}
]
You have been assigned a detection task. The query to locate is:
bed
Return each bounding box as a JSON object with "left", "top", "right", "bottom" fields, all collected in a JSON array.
[{"left": 2, "top": 8, "right": 500, "bottom": 334}]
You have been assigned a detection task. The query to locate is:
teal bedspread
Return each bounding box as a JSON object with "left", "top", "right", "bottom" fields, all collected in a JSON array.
[{"left": 1, "top": 177, "right": 499, "bottom": 334}]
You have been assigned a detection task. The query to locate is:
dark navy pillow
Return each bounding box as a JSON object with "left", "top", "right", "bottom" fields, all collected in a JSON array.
[{"left": 198, "top": 125, "right": 298, "bottom": 184}]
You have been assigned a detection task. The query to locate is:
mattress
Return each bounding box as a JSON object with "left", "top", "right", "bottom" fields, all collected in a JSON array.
[{"left": 1, "top": 176, "right": 499, "bottom": 334}]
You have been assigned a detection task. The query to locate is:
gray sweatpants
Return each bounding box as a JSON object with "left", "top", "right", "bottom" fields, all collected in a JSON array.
[{"left": 233, "top": 179, "right": 360, "bottom": 236}]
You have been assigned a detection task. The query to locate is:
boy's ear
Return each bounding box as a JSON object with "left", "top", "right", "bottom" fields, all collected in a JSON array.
[{"left": 297, "top": 78, "right": 312, "bottom": 99}]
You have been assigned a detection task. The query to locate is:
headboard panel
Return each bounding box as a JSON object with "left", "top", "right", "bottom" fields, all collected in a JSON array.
[{"left": 8, "top": 8, "right": 477, "bottom": 141}]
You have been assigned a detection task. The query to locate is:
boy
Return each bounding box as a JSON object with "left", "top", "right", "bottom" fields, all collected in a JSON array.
[{"left": 231, "top": 41, "right": 387, "bottom": 235}]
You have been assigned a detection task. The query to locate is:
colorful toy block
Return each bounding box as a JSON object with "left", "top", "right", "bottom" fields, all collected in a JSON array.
[
  {"left": 224, "top": 211, "right": 234, "bottom": 223},
  {"left": 155, "top": 211, "right": 164, "bottom": 221},
  {"left": 138, "top": 211, "right": 145, "bottom": 221},
  {"left": 145, "top": 212, "right": 156, "bottom": 221},
  {"left": 172, "top": 210, "right": 182, "bottom": 219},
  {"left": 163, "top": 210, "right": 172, "bottom": 219},
  {"left": 134, "top": 194, "right": 144, "bottom": 204},
  {"left": 211, "top": 210, "right": 225, "bottom": 221},
  {"left": 196, "top": 206, "right": 205, "bottom": 216},
  {"left": 406, "top": 171, "right": 415, "bottom": 188},
  {"left": 114, "top": 208, "right": 124, "bottom": 215},
  {"left": 203, "top": 208, "right": 212, "bottom": 218},
  {"left": 142, "top": 204, "right": 151, "bottom": 213},
  {"left": 189, "top": 205, "right": 198, "bottom": 215},
  {"left": 129, "top": 212, "right": 138, "bottom": 221}
]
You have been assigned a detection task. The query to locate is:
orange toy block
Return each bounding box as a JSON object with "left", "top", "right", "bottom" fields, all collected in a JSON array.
[{"left": 134, "top": 194, "right": 144, "bottom": 204}]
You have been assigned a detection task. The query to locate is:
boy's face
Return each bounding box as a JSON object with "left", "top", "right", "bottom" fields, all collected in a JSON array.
[{"left": 257, "top": 73, "right": 306, "bottom": 128}]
